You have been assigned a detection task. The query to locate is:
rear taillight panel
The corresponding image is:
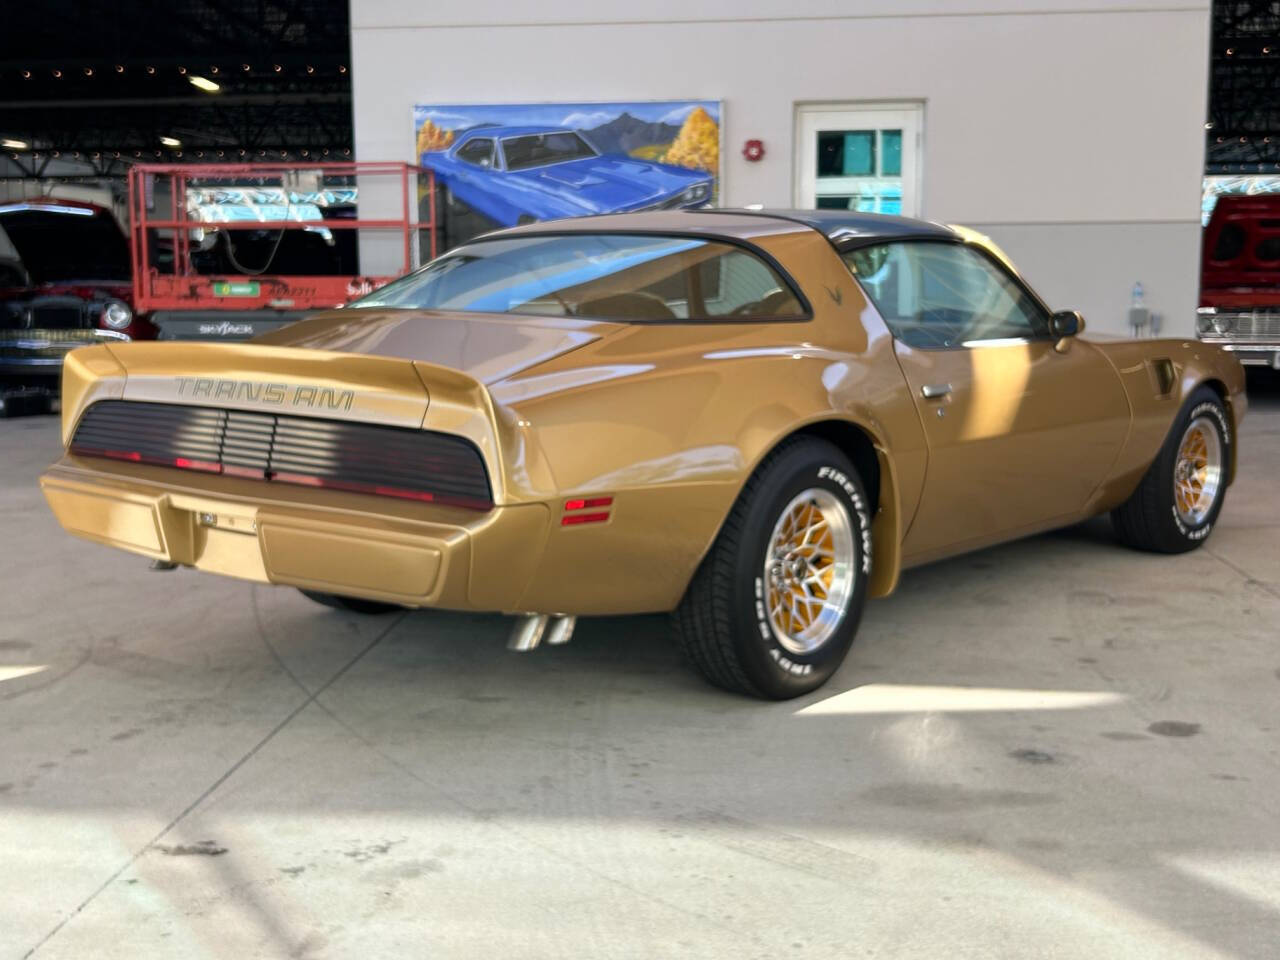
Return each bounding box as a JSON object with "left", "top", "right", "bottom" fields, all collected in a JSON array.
[{"left": 70, "top": 400, "right": 493, "bottom": 510}]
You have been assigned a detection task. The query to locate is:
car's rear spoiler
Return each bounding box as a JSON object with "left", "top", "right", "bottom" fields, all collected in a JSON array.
[{"left": 59, "top": 341, "right": 527, "bottom": 505}]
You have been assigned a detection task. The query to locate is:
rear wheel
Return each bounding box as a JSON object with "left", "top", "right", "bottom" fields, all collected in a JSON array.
[
  {"left": 1111, "top": 387, "right": 1231, "bottom": 553},
  {"left": 298, "top": 590, "right": 402, "bottom": 615},
  {"left": 673, "top": 437, "right": 871, "bottom": 699}
]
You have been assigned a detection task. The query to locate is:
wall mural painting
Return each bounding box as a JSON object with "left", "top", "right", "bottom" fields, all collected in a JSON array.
[{"left": 413, "top": 100, "right": 721, "bottom": 248}]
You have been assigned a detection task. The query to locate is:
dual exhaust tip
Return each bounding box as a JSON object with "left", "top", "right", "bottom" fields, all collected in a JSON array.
[
  {"left": 507, "top": 613, "right": 576, "bottom": 651},
  {"left": 150, "top": 556, "right": 573, "bottom": 649}
]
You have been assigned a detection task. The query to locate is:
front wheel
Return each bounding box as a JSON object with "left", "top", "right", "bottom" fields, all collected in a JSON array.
[
  {"left": 1111, "top": 386, "right": 1231, "bottom": 553},
  {"left": 673, "top": 437, "right": 871, "bottom": 699}
]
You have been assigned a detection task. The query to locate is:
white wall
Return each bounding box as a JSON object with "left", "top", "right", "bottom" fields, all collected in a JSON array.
[{"left": 351, "top": 0, "right": 1210, "bottom": 334}]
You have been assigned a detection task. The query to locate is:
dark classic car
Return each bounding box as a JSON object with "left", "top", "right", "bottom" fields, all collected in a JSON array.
[
  {"left": 420, "top": 125, "right": 714, "bottom": 227},
  {"left": 0, "top": 198, "right": 155, "bottom": 411}
]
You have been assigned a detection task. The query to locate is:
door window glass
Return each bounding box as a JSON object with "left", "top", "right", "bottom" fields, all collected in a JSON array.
[
  {"left": 881, "top": 130, "right": 902, "bottom": 176},
  {"left": 843, "top": 241, "right": 1049, "bottom": 348},
  {"left": 456, "top": 138, "right": 494, "bottom": 168}
]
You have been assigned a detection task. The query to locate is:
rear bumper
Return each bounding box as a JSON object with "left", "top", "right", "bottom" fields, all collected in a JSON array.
[{"left": 39, "top": 460, "right": 550, "bottom": 612}]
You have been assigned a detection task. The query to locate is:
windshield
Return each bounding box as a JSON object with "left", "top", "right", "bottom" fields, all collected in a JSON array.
[
  {"left": 502, "top": 132, "right": 598, "bottom": 171},
  {"left": 349, "top": 234, "right": 805, "bottom": 322},
  {"left": 0, "top": 207, "right": 131, "bottom": 283}
]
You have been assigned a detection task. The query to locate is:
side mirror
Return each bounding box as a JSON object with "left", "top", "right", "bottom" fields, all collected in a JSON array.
[{"left": 1049, "top": 310, "right": 1085, "bottom": 340}]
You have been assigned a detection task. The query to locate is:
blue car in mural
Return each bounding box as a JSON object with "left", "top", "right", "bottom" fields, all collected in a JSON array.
[{"left": 421, "top": 126, "right": 714, "bottom": 227}]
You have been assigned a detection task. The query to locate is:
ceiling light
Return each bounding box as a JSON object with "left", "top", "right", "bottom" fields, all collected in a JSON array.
[
  {"left": 1, "top": 139, "right": 29, "bottom": 150},
  {"left": 160, "top": 136, "right": 181, "bottom": 147},
  {"left": 188, "top": 75, "right": 219, "bottom": 92}
]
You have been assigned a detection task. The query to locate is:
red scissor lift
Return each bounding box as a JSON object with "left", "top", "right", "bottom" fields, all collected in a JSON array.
[{"left": 127, "top": 162, "right": 435, "bottom": 339}]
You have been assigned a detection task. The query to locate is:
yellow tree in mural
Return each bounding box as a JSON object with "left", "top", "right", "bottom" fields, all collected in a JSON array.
[
  {"left": 416, "top": 120, "right": 455, "bottom": 156},
  {"left": 664, "top": 107, "right": 719, "bottom": 173}
]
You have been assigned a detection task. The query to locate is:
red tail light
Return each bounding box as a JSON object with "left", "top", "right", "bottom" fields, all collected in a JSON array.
[{"left": 69, "top": 400, "right": 493, "bottom": 510}]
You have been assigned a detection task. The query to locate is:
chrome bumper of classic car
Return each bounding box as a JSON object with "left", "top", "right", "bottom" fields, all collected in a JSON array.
[
  {"left": 1196, "top": 309, "right": 1280, "bottom": 366},
  {"left": 631, "top": 183, "right": 714, "bottom": 213},
  {"left": 0, "top": 329, "right": 130, "bottom": 375},
  {"left": 39, "top": 457, "right": 551, "bottom": 612}
]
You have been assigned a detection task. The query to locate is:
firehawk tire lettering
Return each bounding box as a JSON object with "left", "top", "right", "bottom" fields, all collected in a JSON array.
[
  {"left": 817, "top": 465, "right": 874, "bottom": 575},
  {"left": 1112, "top": 387, "right": 1231, "bottom": 555}
]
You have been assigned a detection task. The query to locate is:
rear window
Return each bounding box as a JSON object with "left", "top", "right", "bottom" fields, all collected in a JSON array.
[
  {"left": 350, "top": 234, "right": 806, "bottom": 322},
  {"left": 1211, "top": 223, "right": 1246, "bottom": 261}
]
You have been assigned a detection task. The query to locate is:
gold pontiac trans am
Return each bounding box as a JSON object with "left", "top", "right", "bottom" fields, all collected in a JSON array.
[{"left": 40, "top": 210, "right": 1246, "bottom": 698}]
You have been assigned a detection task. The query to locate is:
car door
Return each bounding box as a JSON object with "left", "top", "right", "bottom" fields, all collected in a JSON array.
[{"left": 843, "top": 239, "right": 1130, "bottom": 561}]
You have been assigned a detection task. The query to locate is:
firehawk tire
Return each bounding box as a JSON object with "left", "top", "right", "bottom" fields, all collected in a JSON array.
[
  {"left": 673, "top": 437, "right": 872, "bottom": 699},
  {"left": 298, "top": 590, "right": 402, "bottom": 615},
  {"left": 1111, "top": 386, "right": 1231, "bottom": 554}
]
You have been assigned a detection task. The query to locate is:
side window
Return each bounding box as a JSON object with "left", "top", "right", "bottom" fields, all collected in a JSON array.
[
  {"left": 843, "top": 241, "right": 1049, "bottom": 349},
  {"left": 699, "top": 249, "right": 799, "bottom": 316},
  {"left": 456, "top": 138, "right": 494, "bottom": 168}
]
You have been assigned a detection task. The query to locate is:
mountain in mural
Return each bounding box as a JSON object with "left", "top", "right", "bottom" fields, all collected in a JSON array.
[{"left": 582, "top": 112, "right": 681, "bottom": 155}]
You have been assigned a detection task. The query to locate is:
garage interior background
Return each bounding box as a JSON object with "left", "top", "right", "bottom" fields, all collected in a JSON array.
[
  {"left": 351, "top": 0, "right": 1209, "bottom": 336},
  {"left": 7, "top": 1, "right": 1280, "bottom": 337}
]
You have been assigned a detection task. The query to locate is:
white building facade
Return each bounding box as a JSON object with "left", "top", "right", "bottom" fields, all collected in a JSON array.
[{"left": 351, "top": 0, "right": 1210, "bottom": 335}]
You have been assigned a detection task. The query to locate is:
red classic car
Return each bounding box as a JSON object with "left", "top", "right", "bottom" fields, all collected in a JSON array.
[
  {"left": 1198, "top": 194, "right": 1280, "bottom": 370},
  {"left": 0, "top": 198, "right": 156, "bottom": 413}
]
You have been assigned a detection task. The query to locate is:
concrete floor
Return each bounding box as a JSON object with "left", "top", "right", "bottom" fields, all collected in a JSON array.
[{"left": 2, "top": 379, "right": 1279, "bottom": 960}]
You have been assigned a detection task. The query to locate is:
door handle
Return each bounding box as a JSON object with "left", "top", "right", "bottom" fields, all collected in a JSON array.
[{"left": 921, "top": 383, "right": 952, "bottom": 399}]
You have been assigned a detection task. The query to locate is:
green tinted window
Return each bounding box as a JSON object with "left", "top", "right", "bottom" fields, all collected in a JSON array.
[{"left": 881, "top": 130, "right": 902, "bottom": 176}]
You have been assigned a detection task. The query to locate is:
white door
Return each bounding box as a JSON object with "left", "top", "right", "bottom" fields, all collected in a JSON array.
[{"left": 794, "top": 103, "right": 923, "bottom": 217}]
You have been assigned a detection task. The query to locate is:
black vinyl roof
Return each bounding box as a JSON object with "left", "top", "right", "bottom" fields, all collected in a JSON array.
[{"left": 694, "top": 208, "right": 958, "bottom": 249}]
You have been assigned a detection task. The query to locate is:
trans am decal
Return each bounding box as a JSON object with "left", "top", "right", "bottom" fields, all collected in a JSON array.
[
  {"left": 175, "top": 377, "right": 355, "bottom": 412},
  {"left": 413, "top": 100, "right": 721, "bottom": 248}
]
